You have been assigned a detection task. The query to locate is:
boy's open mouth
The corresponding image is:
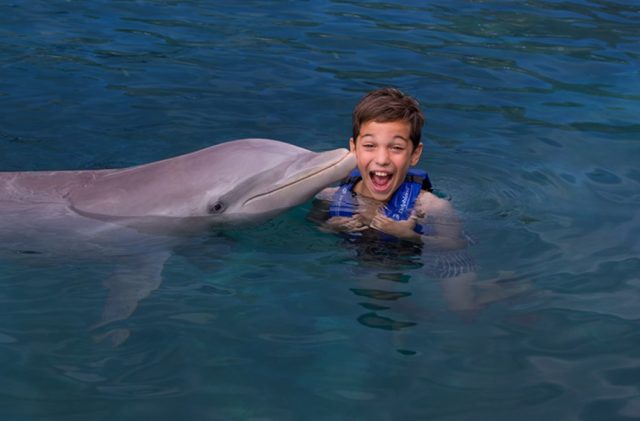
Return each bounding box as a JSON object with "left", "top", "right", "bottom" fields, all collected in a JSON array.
[{"left": 369, "top": 171, "right": 393, "bottom": 192}]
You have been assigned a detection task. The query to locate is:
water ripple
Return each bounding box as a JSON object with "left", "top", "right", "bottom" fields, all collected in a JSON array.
[{"left": 1, "top": 0, "right": 638, "bottom": 419}]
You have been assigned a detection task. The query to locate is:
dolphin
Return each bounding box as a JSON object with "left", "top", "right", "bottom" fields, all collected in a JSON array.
[
  {"left": 0, "top": 138, "right": 355, "bottom": 244},
  {"left": 0, "top": 138, "right": 355, "bottom": 343}
]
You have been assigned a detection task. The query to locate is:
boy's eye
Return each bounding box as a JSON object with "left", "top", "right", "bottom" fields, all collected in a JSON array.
[
  {"left": 362, "top": 143, "right": 375, "bottom": 149},
  {"left": 391, "top": 145, "right": 405, "bottom": 152}
]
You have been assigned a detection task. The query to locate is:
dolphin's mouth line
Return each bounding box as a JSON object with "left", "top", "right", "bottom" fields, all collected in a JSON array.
[{"left": 241, "top": 152, "right": 352, "bottom": 207}]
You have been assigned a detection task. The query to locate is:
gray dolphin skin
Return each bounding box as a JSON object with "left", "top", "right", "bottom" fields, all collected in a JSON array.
[
  {"left": 0, "top": 138, "right": 355, "bottom": 241},
  {"left": 0, "top": 138, "right": 355, "bottom": 344}
]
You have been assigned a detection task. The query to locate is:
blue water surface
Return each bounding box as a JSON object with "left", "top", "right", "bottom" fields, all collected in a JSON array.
[{"left": 1, "top": 1, "right": 639, "bottom": 420}]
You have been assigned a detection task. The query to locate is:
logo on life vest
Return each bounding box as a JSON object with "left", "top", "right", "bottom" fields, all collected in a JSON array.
[{"left": 389, "top": 187, "right": 411, "bottom": 220}]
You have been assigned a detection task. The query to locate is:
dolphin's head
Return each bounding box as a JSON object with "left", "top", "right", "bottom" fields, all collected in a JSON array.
[
  {"left": 69, "top": 139, "right": 355, "bottom": 226},
  {"left": 207, "top": 141, "right": 355, "bottom": 222}
]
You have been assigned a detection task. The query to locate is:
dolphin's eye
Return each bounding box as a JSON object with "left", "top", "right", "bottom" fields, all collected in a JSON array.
[{"left": 208, "top": 201, "right": 226, "bottom": 214}]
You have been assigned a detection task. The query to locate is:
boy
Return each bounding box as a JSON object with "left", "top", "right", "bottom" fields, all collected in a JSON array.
[
  {"left": 311, "top": 88, "right": 527, "bottom": 315},
  {"left": 314, "top": 87, "right": 466, "bottom": 250}
]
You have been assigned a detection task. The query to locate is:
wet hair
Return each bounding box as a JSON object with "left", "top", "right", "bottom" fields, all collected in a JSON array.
[{"left": 352, "top": 87, "right": 425, "bottom": 149}]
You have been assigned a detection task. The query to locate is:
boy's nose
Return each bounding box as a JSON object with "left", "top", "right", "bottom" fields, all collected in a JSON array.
[{"left": 375, "top": 148, "right": 390, "bottom": 165}]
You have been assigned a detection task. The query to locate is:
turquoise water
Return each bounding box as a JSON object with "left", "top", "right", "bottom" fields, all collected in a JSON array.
[{"left": 1, "top": 1, "right": 639, "bottom": 419}]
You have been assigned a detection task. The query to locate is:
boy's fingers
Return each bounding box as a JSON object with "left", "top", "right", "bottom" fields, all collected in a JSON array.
[
  {"left": 369, "top": 216, "right": 388, "bottom": 232},
  {"left": 370, "top": 214, "right": 384, "bottom": 226},
  {"left": 372, "top": 213, "right": 391, "bottom": 223},
  {"left": 345, "top": 216, "right": 368, "bottom": 231}
]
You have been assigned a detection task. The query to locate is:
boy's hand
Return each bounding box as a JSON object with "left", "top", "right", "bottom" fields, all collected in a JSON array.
[
  {"left": 370, "top": 211, "right": 421, "bottom": 242},
  {"left": 321, "top": 215, "right": 368, "bottom": 233}
]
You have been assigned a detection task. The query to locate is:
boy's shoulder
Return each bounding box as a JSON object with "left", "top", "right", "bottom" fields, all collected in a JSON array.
[{"left": 415, "top": 190, "right": 454, "bottom": 216}]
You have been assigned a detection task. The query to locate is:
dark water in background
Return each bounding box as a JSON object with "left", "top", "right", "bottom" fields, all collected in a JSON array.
[{"left": 1, "top": 1, "right": 639, "bottom": 420}]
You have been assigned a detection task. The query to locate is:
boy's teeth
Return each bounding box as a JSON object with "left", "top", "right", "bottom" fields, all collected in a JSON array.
[{"left": 370, "top": 171, "right": 392, "bottom": 188}]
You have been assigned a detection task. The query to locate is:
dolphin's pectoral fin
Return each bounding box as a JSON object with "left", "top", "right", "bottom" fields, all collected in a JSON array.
[
  {"left": 92, "top": 328, "right": 132, "bottom": 348},
  {"left": 91, "top": 252, "right": 171, "bottom": 342}
]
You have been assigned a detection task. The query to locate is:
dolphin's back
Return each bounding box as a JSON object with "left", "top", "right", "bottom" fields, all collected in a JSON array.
[
  {"left": 0, "top": 156, "right": 199, "bottom": 217},
  {"left": 0, "top": 170, "right": 114, "bottom": 205}
]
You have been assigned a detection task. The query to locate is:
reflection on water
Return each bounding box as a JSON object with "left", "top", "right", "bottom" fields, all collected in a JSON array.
[{"left": 1, "top": 0, "right": 639, "bottom": 419}]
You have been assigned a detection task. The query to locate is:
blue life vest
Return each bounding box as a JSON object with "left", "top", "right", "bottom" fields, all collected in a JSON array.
[{"left": 329, "top": 168, "right": 432, "bottom": 234}]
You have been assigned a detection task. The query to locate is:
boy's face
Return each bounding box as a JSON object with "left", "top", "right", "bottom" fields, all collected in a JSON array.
[{"left": 349, "top": 120, "right": 423, "bottom": 202}]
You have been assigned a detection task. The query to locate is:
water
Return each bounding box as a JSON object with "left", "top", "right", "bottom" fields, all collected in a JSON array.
[{"left": 1, "top": 0, "right": 639, "bottom": 419}]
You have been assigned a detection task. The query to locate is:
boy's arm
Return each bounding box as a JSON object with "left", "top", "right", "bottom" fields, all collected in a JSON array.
[
  {"left": 308, "top": 187, "right": 368, "bottom": 233},
  {"left": 370, "top": 192, "right": 468, "bottom": 249},
  {"left": 369, "top": 212, "right": 422, "bottom": 242}
]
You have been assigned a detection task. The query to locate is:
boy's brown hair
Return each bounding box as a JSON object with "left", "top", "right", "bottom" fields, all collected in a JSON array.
[{"left": 352, "top": 87, "right": 425, "bottom": 149}]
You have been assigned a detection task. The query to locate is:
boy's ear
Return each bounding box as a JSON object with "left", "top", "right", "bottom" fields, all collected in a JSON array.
[
  {"left": 349, "top": 137, "right": 356, "bottom": 152},
  {"left": 410, "top": 143, "right": 423, "bottom": 166}
]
